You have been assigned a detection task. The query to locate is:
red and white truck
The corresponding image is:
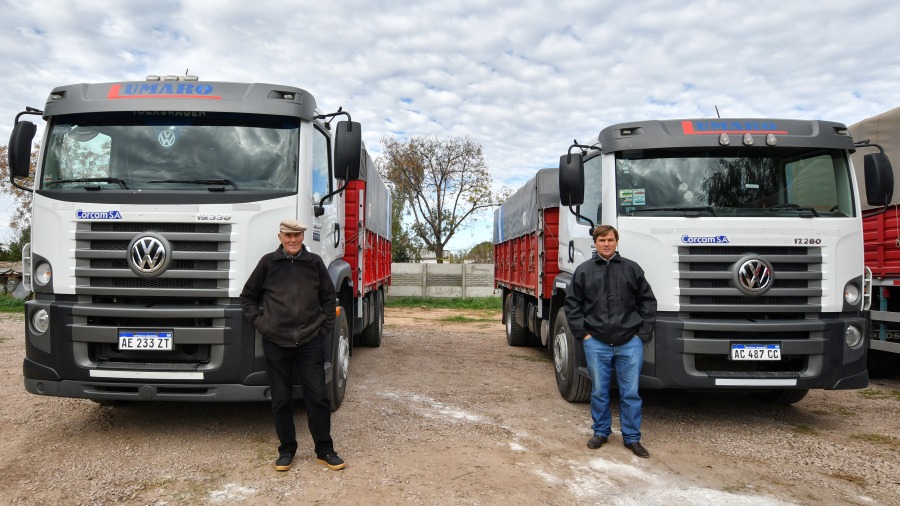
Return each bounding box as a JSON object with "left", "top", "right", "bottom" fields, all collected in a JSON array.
[
  {"left": 851, "top": 107, "right": 900, "bottom": 377},
  {"left": 495, "top": 118, "right": 892, "bottom": 404},
  {"left": 7, "top": 76, "right": 391, "bottom": 408}
]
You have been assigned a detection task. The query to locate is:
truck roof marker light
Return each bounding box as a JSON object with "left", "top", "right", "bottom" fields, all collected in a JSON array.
[
  {"left": 766, "top": 134, "right": 777, "bottom": 146},
  {"left": 146, "top": 75, "right": 161, "bottom": 81},
  {"left": 164, "top": 75, "right": 179, "bottom": 82},
  {"left": 718, "top": 133, "right": 730, "bottom": 146},
  {"left": 835, "top": 127, "right": 849, "bottom": 136},
  {"left": 49, "top": 93, "right": 64, "bottom": 101},
  {"left": 621, "top": 128, "right": 634, "bottom": 136},
  {"left": 183, "top": 75, "right": 199, "bottom": 82},
  {"left": 742, "top": 133, "right": 754, "bottom": 146}
]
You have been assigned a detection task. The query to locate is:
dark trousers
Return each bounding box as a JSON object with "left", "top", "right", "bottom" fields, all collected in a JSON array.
[{"left": 262, "top": 336, "right": 334, "bottom": 458}]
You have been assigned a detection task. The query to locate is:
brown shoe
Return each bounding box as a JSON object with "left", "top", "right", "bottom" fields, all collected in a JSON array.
[
  {"left": 587, "top": 435, "right": 608, "bottom": 449},
  {"left": 624, "top": 442, "right": 649, "bottom": 458}
]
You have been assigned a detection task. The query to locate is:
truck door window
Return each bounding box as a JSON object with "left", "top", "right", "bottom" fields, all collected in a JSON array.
[
  {"left": 579, "top": 155, "right": 602, "bottom": 225},
  {"left": 312, "top": 127, "right": 332, "bottom": 203}
]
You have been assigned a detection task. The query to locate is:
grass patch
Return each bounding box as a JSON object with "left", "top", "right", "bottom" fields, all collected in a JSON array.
[
  {"left": 439, "top": 315, "right": 496, "bottom": 323},
  {"left": 892, "top": 390, "right": 900, "bottom": 402},
  {"left": 850, "top": 433, "right": 900, "bottom": 447},
  {"left": 858, "top": 388, "right": 886, "bottom": 399},
  {"left": 386, "top": 296, "right": 501, "bottom": 311},
  {"left": 0, "top": 295, "right": 25, "bottom": 313},
  {"left": 790, "top": 424, "right": 818, "bottom": 436}
]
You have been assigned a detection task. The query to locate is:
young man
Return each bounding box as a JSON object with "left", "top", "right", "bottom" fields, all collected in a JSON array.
[
  {"left": 239, "top": 219, "right": 345, "bottom": 472},
  {"left": 564, "top": 225, "right": 657, "bottom": 458}
]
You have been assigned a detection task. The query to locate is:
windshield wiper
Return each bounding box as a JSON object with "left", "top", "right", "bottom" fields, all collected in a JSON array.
[
  {"left": 767, "top": 203, "right": 819, "bottom": 217},
  {"left": 628, "top": 206, "right": 717, "bottom": 217},
  {"left": 147, "top": 179, "right": 240, "bottom": 190},
  {"left": 46, "top": 177, "right": 129, "bottom": 189}
]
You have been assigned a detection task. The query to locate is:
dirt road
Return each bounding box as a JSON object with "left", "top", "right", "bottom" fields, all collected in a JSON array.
[{"left": 0, "top": 308, "right": 898, "bottom": 505}]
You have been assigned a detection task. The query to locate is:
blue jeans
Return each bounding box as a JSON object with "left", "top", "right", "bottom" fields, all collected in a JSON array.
[{"left": 583, "top": 335, "right": 643, "bottom": 444}]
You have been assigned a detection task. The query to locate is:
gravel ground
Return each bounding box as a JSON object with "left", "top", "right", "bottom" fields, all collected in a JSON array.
[{"left": 0, "top": 308, "right": 898, "bottom": 505}]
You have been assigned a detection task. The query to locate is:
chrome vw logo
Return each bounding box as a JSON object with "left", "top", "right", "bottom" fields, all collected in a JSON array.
[
  {"left": 158, "top": 130, "right": 176, "bottom": 147},
  {"left": 735, "top": 257, "right": 773, "bottom": 294},
  {"left": 129, "top": 235, "right": 169, "bottom": 276}
]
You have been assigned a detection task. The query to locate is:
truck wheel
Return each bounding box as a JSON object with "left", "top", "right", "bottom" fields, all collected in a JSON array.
[
  {"left": 505, "top": 293, "right": 529, "bottom": 347},
  {"left": 749, "top": 389, "right": 809, "bottom": 405},
  {"left": 867, "top": 350, "right": 899, "bottom": 378},
  {"left": 552, "top": 307, "right": 590, "bottom": 402},
  {"left": 328, "top": 309, "right": 350, "bottom": 411},
  {"left": 361, "top": 289, "right": 383, "bottom": 347}
]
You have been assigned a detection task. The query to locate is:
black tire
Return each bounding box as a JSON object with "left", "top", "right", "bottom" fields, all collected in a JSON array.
[
  {"left": 360, "top": 289, "right": 383, "bottom": 348},
  {"left": 505, "top": 293, "right": 529, "bottom": 347},
  {"left": 749, "top": 389, "right": 809, "bottom": 405},
  {"left": 328, "top": 309, "right": 350, "bottom": 411},
  {"left": 552, "top": 307, "right": 590, "bottom": 402},
  {"left": 867, "top": 349, "right": 900, "bottom": 378}
]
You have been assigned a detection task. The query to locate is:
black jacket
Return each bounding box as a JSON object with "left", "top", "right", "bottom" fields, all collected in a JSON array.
[
  {"left": 564, "top": 252, "right": 657, "bottom": 346},
  {"left": 239, "top": 245, "right": 336, "bottom": 347}
]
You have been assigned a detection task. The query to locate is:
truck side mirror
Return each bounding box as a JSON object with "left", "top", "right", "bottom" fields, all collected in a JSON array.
[
  {"left": 559, "top": 153, "right": 585, "bottom": 206},
  {"left": 334, "top": 121, "right": 362, "bottom": 181},
  {"left": 864, "top": 152, "right": 894, "bottom": 206},
  {"left": 8, "top": 120, "right": 37, "bottom": 181}
]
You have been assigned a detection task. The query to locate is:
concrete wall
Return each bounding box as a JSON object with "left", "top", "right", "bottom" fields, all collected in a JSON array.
[{"left": 389, "top": 263, "right": 497, "bottom": 298}]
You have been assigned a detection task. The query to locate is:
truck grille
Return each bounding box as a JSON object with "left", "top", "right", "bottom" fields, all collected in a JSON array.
[
  {"left": 679, "top": 245, "right": 822, "bottom": 313},
  {"left": 74, "top": 222, "right": 232, "bottom": 297}
]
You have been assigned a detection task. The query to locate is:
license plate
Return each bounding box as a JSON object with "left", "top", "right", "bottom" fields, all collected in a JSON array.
[
  {"left": 118, "top": 330, "right": 173, "bottom": 351},
  {"left": 730, "top": 343, "right": 781, "bottom": 361}
]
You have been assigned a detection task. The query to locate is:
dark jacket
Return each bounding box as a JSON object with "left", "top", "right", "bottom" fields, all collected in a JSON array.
[
  {"left": 564, "top": 252, "right": 657, "bottom": 346},
  {"left": 239, "top": 244, "right": 336, "bottom": 347}
]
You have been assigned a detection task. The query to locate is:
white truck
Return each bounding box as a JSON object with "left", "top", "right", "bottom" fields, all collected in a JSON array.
[
  {"left": 7, "top": 76, "right": 392, "bottom": 408},
  {"left": 495, "top": 118, "right": 892, "bottom": 404}
]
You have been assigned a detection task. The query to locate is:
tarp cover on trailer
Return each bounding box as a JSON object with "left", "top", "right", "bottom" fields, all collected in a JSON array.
[
  {"left": 359, "top": 148, "right": 391, "bottom": 239},
  {"left": 849, "top": 106, "right": 900, "bottom": 210},
  {"left": 493, "top": 168, "right": 559, "bottom": 244}
]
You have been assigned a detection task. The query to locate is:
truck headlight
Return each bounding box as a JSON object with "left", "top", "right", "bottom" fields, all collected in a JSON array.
[
  {"left": 844, "top": 325, "right": 863, "bottom": 349},
  {"left": 31, "top": 308, "right": 49, "bottom": 334},
  {"left": 33, "top": 262, "right": 52, "bottom": 286},
  {"left": 843, "top": 282, "right": 860, "bottom": 305}
]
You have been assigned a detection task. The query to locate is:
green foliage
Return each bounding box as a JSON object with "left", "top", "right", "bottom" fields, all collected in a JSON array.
[
  {"left": 0, "top": 295, "right": 25, "bottom": 312},
  {"left": 385, "top": 296, "right": 502, "bottom": 311},
  {"left": 0, "top": 226, "right": 30, "bottom": 261},
  {"left": 466, "top": 241, "right": 494, "bottom": 263}
]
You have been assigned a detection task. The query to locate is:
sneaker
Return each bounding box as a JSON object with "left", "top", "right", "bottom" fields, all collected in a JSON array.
[
  {"left": 587, "top": 435, "right": 608, "bottom": 449},
  {"left": 316, "top": 452, "right": 346, "bottom": 471},
  {"left": 274, "top": 454, "right": 293, "bottom": 472}
]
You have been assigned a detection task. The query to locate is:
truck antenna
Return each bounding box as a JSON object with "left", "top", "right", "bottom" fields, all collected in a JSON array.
[{"left": 715, "top": 106, "right": 721, "bottom": 118}]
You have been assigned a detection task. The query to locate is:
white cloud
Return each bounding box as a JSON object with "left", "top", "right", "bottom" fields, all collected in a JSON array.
[{"left": 2, "top": 0, "right": 899, "bottom": 250}]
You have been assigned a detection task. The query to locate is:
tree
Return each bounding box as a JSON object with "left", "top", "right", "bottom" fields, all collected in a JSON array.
[
  {"left": 380, "top": 135, "right": 499, "bottom": 263},
  {"left": 387, "top": 181, "right": 422, "bottom": 263},
  {"left": 0, "top": 144, "right": 38, "bottom": 258},
  {"left": 466, "top": 241, "right": 494, "bottom": 263}
]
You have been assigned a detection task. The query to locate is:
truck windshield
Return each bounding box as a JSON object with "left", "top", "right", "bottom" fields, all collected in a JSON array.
[
  {"left": 40, "top": 112, "right": 299, "bottom": 191},
  {"left": 613, "top": 148, "right": 855, "bottom": 217}
]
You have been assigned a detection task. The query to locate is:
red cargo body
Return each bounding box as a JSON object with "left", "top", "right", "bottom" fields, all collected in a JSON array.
[
  {"left": 343, "top": 179, "right": 392, "bottom": 296},
  {"left": 494, "top": 207, "right": 560, "bottom": 299},
  {"left": 863, "top": 206, "right": 900, "bottom": 278}
]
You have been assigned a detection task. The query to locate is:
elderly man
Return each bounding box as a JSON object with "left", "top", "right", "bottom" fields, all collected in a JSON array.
[{"left": 239, "top": 219, "right": 345, "bottom": 472}]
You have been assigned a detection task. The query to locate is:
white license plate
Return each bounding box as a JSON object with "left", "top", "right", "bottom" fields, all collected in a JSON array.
[
  {"left": 730, "top": 343, "right": 781, "bottom": 361},
  {"left": 118, "top": 330, "right": 173, "bottom": 351}
]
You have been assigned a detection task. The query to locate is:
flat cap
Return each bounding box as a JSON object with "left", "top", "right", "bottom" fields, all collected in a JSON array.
[{"left": 279, "top": 219, "right": 308, "bottom": 233}]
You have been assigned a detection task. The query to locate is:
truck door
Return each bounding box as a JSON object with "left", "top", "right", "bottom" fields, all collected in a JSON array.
[{"left": 311, "top": 125, "right": 342, "bottom": 266}]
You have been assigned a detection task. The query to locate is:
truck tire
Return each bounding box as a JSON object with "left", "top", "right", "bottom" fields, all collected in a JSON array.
[
  {"left": 328, "top": 309, "right": 350, "bottom": 411},
  {"left": 360, "top": 289, "right": 383, "bottom": 347},
  {"left": 749, "top": 389, "right": 809, "bottom": 405},
  {"left": 552, "top": 307, "right": 591, "bottom": 402},
  {"left": 867, "top": 349, "right": 899, "bottom": 378},
  {"left": 505, "top": 293, "right": 529, "bottom": 347}
]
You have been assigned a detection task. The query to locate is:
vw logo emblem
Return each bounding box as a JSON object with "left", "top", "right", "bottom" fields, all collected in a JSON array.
[
  {"left": 734, "top": 257, "right": 774, "bottom": 295},
  {"left": 127, "top": 234, "right": 171, "bottom": 277},
  {"left": 158, "top": 130, "right": 176, "bottom": 147}
]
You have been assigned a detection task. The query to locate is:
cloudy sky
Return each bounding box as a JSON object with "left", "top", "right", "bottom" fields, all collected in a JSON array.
[{"left": 2, "top": 0, "right": 900, "bottom": 250}]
